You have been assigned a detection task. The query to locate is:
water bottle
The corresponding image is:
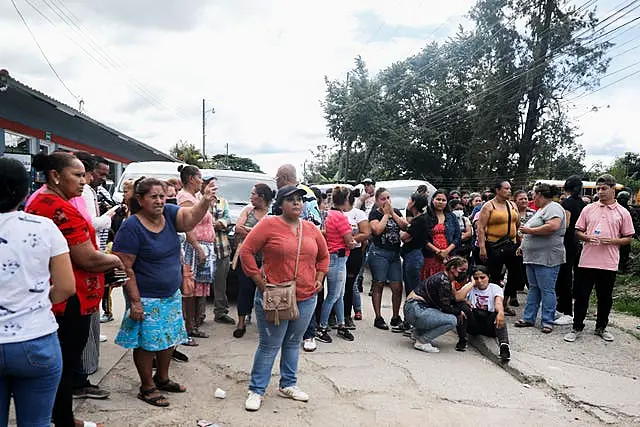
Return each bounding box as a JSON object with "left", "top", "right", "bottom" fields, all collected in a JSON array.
[{"left": 593, "top": 223, "right": 602, "bottom": 245}]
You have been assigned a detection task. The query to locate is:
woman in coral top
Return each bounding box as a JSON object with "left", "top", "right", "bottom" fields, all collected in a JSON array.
[
  {"left": 240, "top": 185, "right": 329, "bottom": 412},
  {"left": 27, "top": 152, "right": 123, "bottom": 427}
]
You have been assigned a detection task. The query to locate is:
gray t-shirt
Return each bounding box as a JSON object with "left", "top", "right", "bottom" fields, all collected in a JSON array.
[{"left": 521, "top": 201, "right": 566, "bottom": 267}]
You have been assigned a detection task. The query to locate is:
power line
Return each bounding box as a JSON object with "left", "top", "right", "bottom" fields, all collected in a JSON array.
[{"left": 10, "top": 0, "right": 78, "bottom": 100}]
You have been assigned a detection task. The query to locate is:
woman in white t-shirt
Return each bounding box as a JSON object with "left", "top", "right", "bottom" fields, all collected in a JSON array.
[
  {"left": 457, "top": 265, "right": 510, "bottom": 361},
  {"left": 342, "top": 190, "right": 371, "bottom": 328},
  {"left": 0, "top": 158, "right": 76, "bottom": 427}
]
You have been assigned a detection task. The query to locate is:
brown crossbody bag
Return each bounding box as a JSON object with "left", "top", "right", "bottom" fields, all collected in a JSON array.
[{"left": 262, "top": 220, "right": 302, "bottom": 325}]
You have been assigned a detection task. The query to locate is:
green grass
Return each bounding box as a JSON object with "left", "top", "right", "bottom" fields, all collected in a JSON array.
[{"left": 612, "top": 274, "right": 640, "bottom": 317}]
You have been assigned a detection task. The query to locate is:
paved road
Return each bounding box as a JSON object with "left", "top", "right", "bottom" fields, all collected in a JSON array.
[{"left": 75, "top": 281, "right": 640, "bottom": 426}]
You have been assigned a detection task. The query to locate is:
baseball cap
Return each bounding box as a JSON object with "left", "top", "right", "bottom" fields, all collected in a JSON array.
[
  {"left": 275, "top": 185, "right": 306, "bottom": 205},
  {"left": 361, "top": 178, "right": 376, "bottom": 185}
]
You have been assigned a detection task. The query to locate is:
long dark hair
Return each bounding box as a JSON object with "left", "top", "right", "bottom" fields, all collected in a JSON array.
[
  {"left": 564, "top": 175, "right": 583, "bottom": 198},
  {"left": 0, "top": 158, "right": 30, "bottom": 213},
  {"left": 130, "top": 177, "right": 166, "bottom": 214},
  {"left": 428, "top": 190, "right": 450, "bottom": 215}
]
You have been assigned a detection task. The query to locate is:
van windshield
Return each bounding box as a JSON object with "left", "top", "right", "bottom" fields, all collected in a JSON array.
[{"left": 388, "top": 186, "right": 416, "bottom": 210}]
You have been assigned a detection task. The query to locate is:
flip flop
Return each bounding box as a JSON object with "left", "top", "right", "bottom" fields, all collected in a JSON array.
[
  {"left": 190, "top": 330, "right": 209, "bottom": 338},
  {"left": 137, "top": 387, "right": 169, "bottom": 407},
  {"left": 541, "top": 326, "right": 553, "bottom": 334}
]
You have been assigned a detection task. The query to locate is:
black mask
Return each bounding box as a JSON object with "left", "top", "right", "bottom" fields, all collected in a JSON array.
[
  {"left": 166, "top": 198, "right": 177, "bottom": 205},
  {"left": 454, "top": 270, "right": 468, "bottom": 283}
]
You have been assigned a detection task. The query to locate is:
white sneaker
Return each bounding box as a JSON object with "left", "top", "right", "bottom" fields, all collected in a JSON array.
[
  {"left": 302, "top": 338, "right": 317, "bottom": 352},
  {"left": 245, "top": 391, "right": 263, "bottom": 411},
  {"left": 595, "top": 329, "right": 614, "bottom": 342},
  {"left": 99, "top": 334, "right": 108, "bottom": 342},
  {"left": 414, "top": 341, "right": 440, "bottom": 353},
  {"left": 564, "top": 330, "right": 581, "bottom": 342},
  {"left": 554, "top": 315, "right": 573, "bottom": 326},
  {"left": 278, "top": 386, "right": 309, "bottom": 402}
]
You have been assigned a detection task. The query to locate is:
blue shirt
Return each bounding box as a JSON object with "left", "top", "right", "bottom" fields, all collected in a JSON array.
[{"left": 113, "top": 204, "right": 181, "bottom": 298}]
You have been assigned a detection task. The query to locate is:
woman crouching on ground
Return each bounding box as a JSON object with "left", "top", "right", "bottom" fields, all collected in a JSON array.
[
  {"left": 112, "top": 177, "right": 216, "bottom": 407},
  {"left": 403, "top": 257, "right": 471, "bottom": 353},
  {"left": 240, "top": 186, "right": 329, "bottom": 412}
]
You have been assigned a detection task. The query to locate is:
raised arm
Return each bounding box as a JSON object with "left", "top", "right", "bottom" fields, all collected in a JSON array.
[{"left": 176, "top": 184, "right": 216, "bottom": 232}]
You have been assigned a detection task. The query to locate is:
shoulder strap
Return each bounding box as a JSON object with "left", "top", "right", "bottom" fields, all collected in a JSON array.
[
  {"left": 504, "top": 201, "right": 513, "bottom": 239},
  {"left": 294, "top": 220, "right": 303, "bottom": 280}
]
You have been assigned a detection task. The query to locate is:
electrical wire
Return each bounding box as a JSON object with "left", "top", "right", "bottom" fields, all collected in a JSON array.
[{"left": 10, "top": 0, "right": 79, "bottom": 100}]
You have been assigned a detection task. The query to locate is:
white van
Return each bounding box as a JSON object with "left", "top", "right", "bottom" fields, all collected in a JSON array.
[
  {"left": 114, "top": 162, "right": 276, "bottom": 225},
  {"left": 113, "top": 161, "right": 183, "bottom": 203},
  {"left": 375, "top": 180, "right": 437, "bottom": 215}
]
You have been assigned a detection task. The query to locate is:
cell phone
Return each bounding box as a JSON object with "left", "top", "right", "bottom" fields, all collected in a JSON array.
[{"left": 338, "top": 248, "right": 346, "bottom": 257}]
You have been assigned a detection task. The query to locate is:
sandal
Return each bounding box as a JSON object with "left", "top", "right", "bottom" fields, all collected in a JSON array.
[
  {"left": 137, "top": 387, "right": 169, "bottom": 407},
  {"left": 541, "top": 326, "right": 553, "bottom": 334},
  {"left": 153, "top": 376, "right": 187, "bottom": 393},
  {"left": 190, "top": 330, "right": 209, "bottom": 338},
  {"left": 504, "top": 307, "right": 516, "bottom": 316},
  {"left": 233, "top": 327, "right": 246, "bottom": 338},
  {"left": 514, "top": 320, "right": 535, "bottom": 328}
]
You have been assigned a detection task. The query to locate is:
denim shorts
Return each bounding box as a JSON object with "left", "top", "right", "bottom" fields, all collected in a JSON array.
[{"left": 369, "top": 245, "right": 402, "bottom": 283}]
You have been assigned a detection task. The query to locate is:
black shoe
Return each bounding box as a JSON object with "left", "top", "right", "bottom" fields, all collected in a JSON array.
[
  {"left": 172, "top": 349, "right": 189, "bottom": 363},
  {"left": 328, "top": 313, "right": 338, "bottom": 329},
  {"left": 392, "top": 320, "right": 410, "bottom": 333},
  {"left": 337, "top": 327, "right": 354, "bottom": 341},
  {"left": 316, "top": 328, "right": 333, "bottom": 343},
  {"left": 374, "top": 316, "right": 389, "bottom": 330},
  {"left": 72, "top": 384, "right": 110, "bottom": 400},
  {"left": 344, "top": 317, "right": 356, "bottom": 330},
  {"left": 509, "top": 298, "right": 520, "bottom": 307},
  {"left": 402, "top": 327, "right": 414, "bottom": 337},
  {"left": 456, "top": 339, "right": 468, "bottom": 352},
  {"left": 215, "top": 314, "right": 236, "bottom": 325},
  {"left": 499, "top": 343, "right": 511, "bottom": 361},
  {"left": 390, "top": 316, "right": 403, "bottom": 327},
  {"left": 233, "top": 327, "right": 246, "bottom": 338}
]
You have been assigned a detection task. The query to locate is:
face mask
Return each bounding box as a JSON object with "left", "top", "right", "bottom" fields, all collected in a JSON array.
[
  {"left": 454, "top": 270, "right": 468, "bottom": 283},
  {"left": 166, "top": 198, "right": 177, "bottom": 205}
]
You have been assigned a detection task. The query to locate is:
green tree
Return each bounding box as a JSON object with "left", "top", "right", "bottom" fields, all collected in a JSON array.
[
  {"left": 204, "top": 154, "right": 263, "bottom": 173},
  {"left": 169, "top": 140, "right": 204, "bottom": 167}
]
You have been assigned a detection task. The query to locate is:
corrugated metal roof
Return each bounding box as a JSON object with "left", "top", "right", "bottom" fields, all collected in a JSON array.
[{"left": 1, "top": 70, "right": 176, "bottom": 162}]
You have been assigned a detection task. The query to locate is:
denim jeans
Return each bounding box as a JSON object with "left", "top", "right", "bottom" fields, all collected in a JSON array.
[
  {"left": 249, "top": 291, "right": 317, "bottom": 395},
  {"left": 403, "top": 249, "right": 424, "bottom": 296},
  {"left": 523, "top": 264, "right": 561, "bottom": 327},
  {"left": 0, "top": 333, "right": 62, "bottom": 427},
  {"left": 320, "top": 254, "right": 347, "bottom": 327},
  {"left": 352, "top": 282, "right": 362, "bottom": 312},
  {"left": 403, "top": 300, "right": 457, "bottom": 344}
]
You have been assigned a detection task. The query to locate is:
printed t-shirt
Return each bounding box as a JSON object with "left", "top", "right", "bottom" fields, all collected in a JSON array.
[
  {"left": 467, "top": 283, "right": 504, "bottom": 312},
  {"left": 369, "top": 208, "right": 403, "bottom": 251},
  {"left": 325, "top": 209, "right": 352, "bottom": 255},
  {"left": 113, "top": 204, "right": 182, "bottom": 298},
  {"left": 27, "top": 193, "right": 103, "bottom": 316},
  {"left": 575, "top": 202, "right": 635, "bottom": 271},
  {"left": 344, "top": 208, "right": 368, "bottom": 248},
  {"left": 0, "top": 211, "right": 69, "bottom": 344}
]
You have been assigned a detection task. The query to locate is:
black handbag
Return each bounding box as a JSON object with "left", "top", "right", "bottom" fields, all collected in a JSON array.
[{"left": 486, "top": 202, "right": 517, "bottom": 258}]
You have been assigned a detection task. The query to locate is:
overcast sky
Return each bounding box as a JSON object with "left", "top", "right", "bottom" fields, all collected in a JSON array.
[{"left": 2, "top": 0, "right": 639, "bottom": 178}]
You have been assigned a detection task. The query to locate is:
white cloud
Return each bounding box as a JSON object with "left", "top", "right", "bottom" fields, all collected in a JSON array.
[{"left": 2, "top": 0, "right": 638, "bottom": 179}]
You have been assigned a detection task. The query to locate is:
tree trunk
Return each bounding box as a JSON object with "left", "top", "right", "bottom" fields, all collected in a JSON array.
[
  {"left": 515, "top": 0, "right": 554, "bottom": 189},
  {"left": 356, "top": 142, "right": 376, "bottom": 182}
]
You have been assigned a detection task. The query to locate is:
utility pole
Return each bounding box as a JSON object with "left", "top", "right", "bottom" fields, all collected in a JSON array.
[
  {"left": 202, "top": 99, "right": 216, "bottom": 161},
  {"left": 225, "top": 143, "right": 229, "bottom": 169},
  {"left": 202, "top": 98, "right": 206, "bottom": 159}
]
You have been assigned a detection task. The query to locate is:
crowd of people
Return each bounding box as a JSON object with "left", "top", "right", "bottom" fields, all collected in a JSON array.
[{"left": 0, "top": 152, "right": 638, "bottom": 423}]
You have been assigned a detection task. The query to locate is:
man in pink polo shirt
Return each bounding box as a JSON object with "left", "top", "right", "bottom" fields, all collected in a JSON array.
[{"left": 564, "top": 174, "right": 635, "bottom": 343}]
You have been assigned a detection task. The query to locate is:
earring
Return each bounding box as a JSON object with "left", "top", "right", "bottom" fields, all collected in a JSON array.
[{"left": 55, "top": 180, "right": 59, "bottom": 185}]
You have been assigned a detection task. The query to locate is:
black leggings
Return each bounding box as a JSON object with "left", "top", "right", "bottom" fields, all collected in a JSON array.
[
  {"left": 458, "top": 309, "right": 509, "bottom": 345},
  {"left": 53, "top": 295, "right": 91, "bottom": 427},
  {"left": 235, "top": 260, "right": 258, "bottom": 317},
  {"left": 344, "top": 247, "right": 363, "bottom": 318}
]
